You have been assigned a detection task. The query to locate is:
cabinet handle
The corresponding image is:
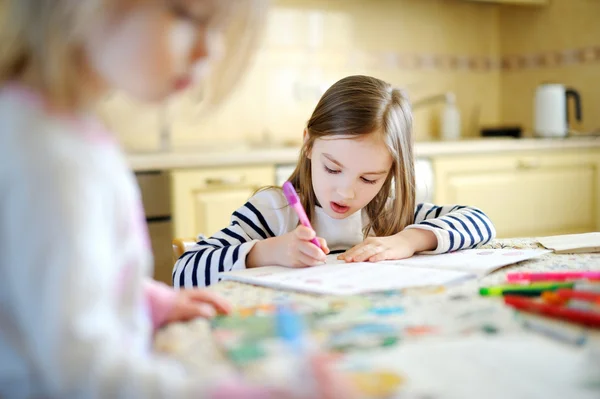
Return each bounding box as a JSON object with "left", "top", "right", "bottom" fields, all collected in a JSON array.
[
  {"left": 205, "top": 176, "right": 246, "bottom": 186},
  {"left": 516, "top": 159, "right": 541, "bottom": 170}
]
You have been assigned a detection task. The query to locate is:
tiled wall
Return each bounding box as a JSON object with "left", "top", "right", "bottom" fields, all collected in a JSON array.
[
  {"left": 498, "top": 0, "right": 600, "bottom": 136},
  {"left": 106, "top": 0, "right": 600, "bottom": 152},
  {"left": 170, "top": 0, "right": 503, "bottom": 149}
]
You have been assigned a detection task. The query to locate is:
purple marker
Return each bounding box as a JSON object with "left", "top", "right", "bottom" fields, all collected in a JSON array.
[{"left": 282, "top": 181, "right": 322, "bottom": 249}]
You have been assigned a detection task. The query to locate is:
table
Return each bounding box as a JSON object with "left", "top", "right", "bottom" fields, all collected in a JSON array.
[{"left": 155, "top": 238, "right": 600, "bottom": 398}]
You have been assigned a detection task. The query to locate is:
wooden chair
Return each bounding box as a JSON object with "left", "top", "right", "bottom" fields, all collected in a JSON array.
[{"left": 171, "top": 237, "right": 197, "bottom": 263}]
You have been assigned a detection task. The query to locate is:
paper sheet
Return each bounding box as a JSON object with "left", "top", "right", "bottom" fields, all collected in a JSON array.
[
  {"left": 378, "top": 248, "right": 551, "bottom": 275},
  {"left": 220, "top": 249, "right": 549, "bottom": 295},
  {"left": 538, "top": 233, "right": 600, "bottom": 254}
]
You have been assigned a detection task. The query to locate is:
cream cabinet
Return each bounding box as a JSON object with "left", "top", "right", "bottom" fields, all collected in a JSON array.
[
  {"left": 171, "top": 166, "right": 275, "bottom": 239},
  {"left": 463, "top": 0, "right": 548, "bottom": 5},
  {"left": 432, "top": 149, "right": 600, "bottom": 238}
]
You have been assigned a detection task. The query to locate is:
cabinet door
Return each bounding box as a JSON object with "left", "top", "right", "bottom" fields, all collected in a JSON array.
[
  {"left": 193, "top": 188, "right": 261, "bottom": 237},
  {"left": 433, "top": 150, "right": 600, "bottom": 238},
  {"left": 171, "top": 166, "right": 275, "bottom": 238}
]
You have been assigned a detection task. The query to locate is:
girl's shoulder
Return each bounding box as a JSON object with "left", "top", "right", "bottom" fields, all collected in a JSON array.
[{"left": 249, "top": 186, "right": 288, "bottom": 209}]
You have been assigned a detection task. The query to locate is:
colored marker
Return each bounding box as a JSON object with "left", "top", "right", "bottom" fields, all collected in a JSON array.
[
  {"left": 504, "top": 295, "right": 600, "bottom": 328},
  {"left": 519, "top": 316, "right": 587, "bottom": 346},
  {"left": 555, "top": 288, "right": 600, "bottom": 303},
  {"left": 479, "top": 282, "right": 575, "bottom": 297},
  {"left": 275, "top": 303, "right": 316, "bottom": 396},
  {"left": 282, "top": 181, "right": 322, "bottom": 250},
  {"left": 507, "top": 271, "right": 600, "bottom": 283}
]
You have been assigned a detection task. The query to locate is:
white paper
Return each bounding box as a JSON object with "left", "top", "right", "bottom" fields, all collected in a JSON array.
[
  {"left": 377, "top": 248, "right": 551, "bottom": 275},
  {"left": 219, "top": 249, "right": 550, "bottom": 295},
  {"left": 538, "top": 232, "right": 600, "bottom": 254}
]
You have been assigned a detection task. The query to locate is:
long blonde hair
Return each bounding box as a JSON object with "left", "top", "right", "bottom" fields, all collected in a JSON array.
[
  {"left": 0, "top": 0, "right": 267, "bottom": 111},
  {"left": 288, "top": 75, "right": 416, "bottom": 238}
]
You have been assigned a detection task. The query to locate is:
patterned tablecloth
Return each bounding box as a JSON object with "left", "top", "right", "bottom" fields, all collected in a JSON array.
[{"left": 155, "top": 238, "right": 600, "bottom": 398}]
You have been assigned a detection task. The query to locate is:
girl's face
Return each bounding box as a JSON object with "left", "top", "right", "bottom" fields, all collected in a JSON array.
[
  {"left": 84, "top": 0, "right": 225, "bottom": 102},
  {"left": 308, "top": 132, "right": 393, "bottom": 220}
]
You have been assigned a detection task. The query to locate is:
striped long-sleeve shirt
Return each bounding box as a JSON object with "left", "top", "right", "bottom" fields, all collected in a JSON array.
[{"left": 173, "top": 188, "right": 496, "bottom": 288}]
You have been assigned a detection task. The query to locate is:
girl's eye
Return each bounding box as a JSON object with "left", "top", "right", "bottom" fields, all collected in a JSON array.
[
  {"left": 361, "top": 177, "right": 378, "bottom": 185},
  {"left": 167, "top": 2, "right": 207, "bottom": 25},
  {"left": 168, "top": 3, "right": 192, "bottom": 20},
  {"left": 324, "top": 165, "right": 341, "bottom": 174}
]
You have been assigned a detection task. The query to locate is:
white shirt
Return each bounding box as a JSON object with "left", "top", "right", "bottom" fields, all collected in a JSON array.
[{"left": 0, "top": 84, "right": 209, "bottom": 398}]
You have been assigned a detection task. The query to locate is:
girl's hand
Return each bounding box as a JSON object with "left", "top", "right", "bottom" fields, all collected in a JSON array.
[
  {"left": 275, "top": 225, "right": 330, "bottom": 268},
  {"left": 338, "top": 229, "right": 437, "bottom": 263},
  {"left": 165, "top": 289, "right": 232, "bottom": 323},
  {"left": 247, "top": 226, "right": 329, "bottom": 268}
]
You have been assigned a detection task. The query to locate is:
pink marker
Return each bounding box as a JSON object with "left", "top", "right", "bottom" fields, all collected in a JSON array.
[
  {"left": 282, "top": 181, "right": 322, "bottom": 249},
  {"left": 507, "top": 271, "right": 600, "bottom": 283}
]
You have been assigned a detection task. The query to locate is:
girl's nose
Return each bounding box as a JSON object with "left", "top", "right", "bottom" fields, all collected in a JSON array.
[{"left": 336, "top": 185, "right": 356, "bottom": 201}]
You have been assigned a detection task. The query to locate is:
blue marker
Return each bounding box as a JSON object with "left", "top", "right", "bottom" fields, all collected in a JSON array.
[{"left": 275, "top": 304, "right": 317, "bottom": 396}]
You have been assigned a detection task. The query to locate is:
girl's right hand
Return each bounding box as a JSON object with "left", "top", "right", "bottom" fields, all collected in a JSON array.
[
  {"left": 275, "top": 225, "right": 330, "bottom": 268},
  {"left": 247, "top": 225, "right": 329, "bottom": 268}
]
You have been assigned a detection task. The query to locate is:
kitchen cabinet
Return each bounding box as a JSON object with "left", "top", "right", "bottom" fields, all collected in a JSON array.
[
  {"left": 463, "top": 0, "right": 548, "bottom": 5},
  {"left": 432, "top": 149, "right": 600, "bottom": 238},
  {"left": 171, "top": 165, "right": 276, "bottom": 239}
]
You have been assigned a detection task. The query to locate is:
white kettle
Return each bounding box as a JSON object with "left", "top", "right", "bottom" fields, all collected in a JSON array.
[{"left": 534, "top": 84, "right": 582, "bottom": 138}]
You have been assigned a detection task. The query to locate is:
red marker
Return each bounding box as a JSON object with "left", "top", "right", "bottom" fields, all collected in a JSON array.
[
  {"left": 504, "top": 295, "right": 600, "bottom": 328},
  {"left": 555, "top": 288, "right": 600, "bottom": 304}
]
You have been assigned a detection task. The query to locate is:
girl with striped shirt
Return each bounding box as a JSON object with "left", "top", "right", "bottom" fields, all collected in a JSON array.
[{"left": 174, "top": 75, "right": 496, "bottom": 288}]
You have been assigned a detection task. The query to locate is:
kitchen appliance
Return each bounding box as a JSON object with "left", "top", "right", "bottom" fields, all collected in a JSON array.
[{"left": 534, "top": 84, "right": 582, "bottom": 138}]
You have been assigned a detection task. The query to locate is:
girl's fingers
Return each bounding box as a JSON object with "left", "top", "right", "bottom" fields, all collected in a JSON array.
[
  {"left": 318, "top": 237, "right": 330, "bottom": 254},
  {"left": 368, "top": 250, "right": 394, "bottom": 263},
  {"left": 185, "top": 289, "right": 232, "bottom": 314},
  {"left": 342, "top": 243, "right": 370, "bottom": 262},
  {"left": 295, "top": 225, "right": 316, "bottom": 240},
  {"left": 353, "top": 245, "right": 381, "bottom": 262},
  {"left": 296, "top": 252, "right": 323, "bottom": 267},
  {"left": 299, "top": 241, "right": 326, "bottom": 262}
]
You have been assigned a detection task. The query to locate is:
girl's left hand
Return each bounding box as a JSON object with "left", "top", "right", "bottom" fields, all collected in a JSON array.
[
  {"left": 338, "top": 229, "right": 437, "bottom": 263},
  {"left": 166, "top": 289, "right": 232, "bottom": 323}
]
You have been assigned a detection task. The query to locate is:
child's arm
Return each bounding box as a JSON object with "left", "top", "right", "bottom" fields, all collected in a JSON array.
[
  {"left": 340, "top": 203, "right": 495, "bottom": 263},
  {"left": 173, "top": 189, "right": 290, "bottom": 288},
  {"left": 406, "top": 203, "right": 496, "bottom": 253}
]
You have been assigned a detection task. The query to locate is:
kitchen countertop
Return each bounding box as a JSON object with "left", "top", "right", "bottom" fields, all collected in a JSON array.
[{"left": 128, "top": 136, "right": 600, "bottom": 172}]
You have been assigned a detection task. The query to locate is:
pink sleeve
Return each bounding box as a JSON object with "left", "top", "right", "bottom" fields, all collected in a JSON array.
[{"left": 144, "top": 279, "right": 178, "bottom": 330}]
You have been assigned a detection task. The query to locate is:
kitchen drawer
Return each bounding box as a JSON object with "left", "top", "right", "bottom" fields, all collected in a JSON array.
[{"left": 171, "top": 165, "right": 274, "bottom": 191}]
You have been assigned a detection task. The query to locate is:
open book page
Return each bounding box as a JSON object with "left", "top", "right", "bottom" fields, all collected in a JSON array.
[
  {"left": 221, "top": 261, "right": 472, "bottom": 295},
  {"left": 219, "top": 249, "right": 549, "bottom": 295},
  {"left": 374, "top": 248, "right": 551, "bottom": 275}
]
